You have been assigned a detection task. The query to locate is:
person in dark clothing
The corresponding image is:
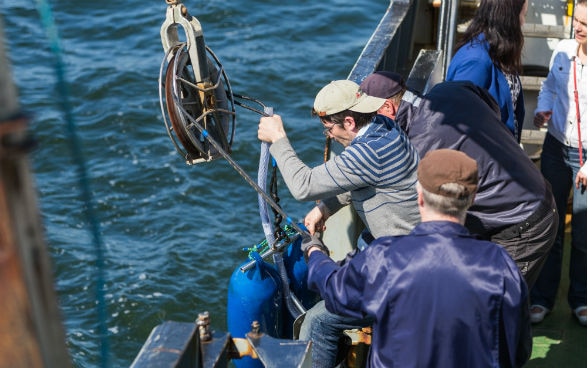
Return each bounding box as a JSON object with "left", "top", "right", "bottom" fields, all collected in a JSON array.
[
  {"left": 360, "top": 72, "right": 558, "bottom": 289},
  {"left": 304, "top": 149, "right": 532, "bottom": 368}
]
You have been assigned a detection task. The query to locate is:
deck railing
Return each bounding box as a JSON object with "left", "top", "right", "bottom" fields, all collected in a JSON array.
[{"left": 348, "top": 0, "right": 418, "bottom": 84}]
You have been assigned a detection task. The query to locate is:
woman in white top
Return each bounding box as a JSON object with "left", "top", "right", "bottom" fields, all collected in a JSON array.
[{"left": 530, "top": 0, "right": 587, "bottom": 327}]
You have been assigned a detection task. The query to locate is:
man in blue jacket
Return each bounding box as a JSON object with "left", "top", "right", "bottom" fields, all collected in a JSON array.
[{"left": 304, "top": 149, "right": 532, "bottom": 368}]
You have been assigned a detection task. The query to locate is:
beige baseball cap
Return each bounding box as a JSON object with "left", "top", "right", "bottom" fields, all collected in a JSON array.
[{"left": 313, "top": 80, "right": 386, "bottom": 117}]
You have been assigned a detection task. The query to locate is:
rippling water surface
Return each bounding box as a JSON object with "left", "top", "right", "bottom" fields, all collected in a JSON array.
[{"left": 2, "top": 1, "right": 387, "bottom": 366}]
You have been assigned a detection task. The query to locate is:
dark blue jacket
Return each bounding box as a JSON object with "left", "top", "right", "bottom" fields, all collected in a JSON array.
[
  {"left": 307, "top": 221, "right": 532, "bottom": 368},
  {"left": 396, "top": 81, "right": 548, "bottom": 237}
]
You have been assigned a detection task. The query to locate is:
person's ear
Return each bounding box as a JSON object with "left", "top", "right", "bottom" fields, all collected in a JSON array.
[
  {"left": 390, "top": 100, "right": 397, "bottom": 117},
  {"left": 417, "top": 188, "right": 425, "bottom": 207},
  {"left": 416, "top": 183, "right": 425, "bottom": 208},
  {"left": 378, "top": 100, "right": 396, "bottom": 119},
  {"left": 386, "top": 99, "right": 397, "bottom": 118},
  {"left": 343, "top": 116, "right": 356, "bottom": 131}
]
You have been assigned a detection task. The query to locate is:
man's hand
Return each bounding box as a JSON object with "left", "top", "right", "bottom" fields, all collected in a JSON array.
[
  {"left": 258, "top": 114, "right": 287, "bottom": 143},
  {"left": 304, "top": 206, "right": 327, "bottom": 235},
  {"left": 533, "top": 111, "right": 552, "bottom": 128},
  {"left": 301, "top": 235, "right": 330, "bottom": 262},
  {"left": 575, "top": 167, "right": 587, "bottom": 189}
]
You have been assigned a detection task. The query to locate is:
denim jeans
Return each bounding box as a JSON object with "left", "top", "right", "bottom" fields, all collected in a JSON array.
[
  {"left": 531, "top": 133, "right": 587, "bottom": 310},
  {"left": 298, "top": 300, "right": 372, "bottom": 368}
]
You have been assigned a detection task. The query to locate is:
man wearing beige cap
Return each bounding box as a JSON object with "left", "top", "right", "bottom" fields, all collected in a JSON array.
[
  {"left": 258, "top": 79, "right": 420, "bottom": 239},
  {"left": 303, "top": 149, "right": 532, "bottom": 368},
  {"left": 258, "top": 79, "right": 421, "bottom": 367}
]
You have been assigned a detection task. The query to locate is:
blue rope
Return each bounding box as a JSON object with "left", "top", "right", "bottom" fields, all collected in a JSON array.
[{"left": 34, "top": 1, "right": 110, "bottom": 366}]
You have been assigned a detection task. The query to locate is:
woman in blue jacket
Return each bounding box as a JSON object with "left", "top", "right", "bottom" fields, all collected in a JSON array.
[{"left": 446, "top": 0, "right": 528, "bottom": 142}]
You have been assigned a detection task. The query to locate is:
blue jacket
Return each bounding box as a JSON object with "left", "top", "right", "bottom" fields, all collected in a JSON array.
[
  {"left": 446, "top": 33, "right": 525, "bottom": 141},
  {"left": 307, "top": 221, "right": 532, "bottom": 368}
]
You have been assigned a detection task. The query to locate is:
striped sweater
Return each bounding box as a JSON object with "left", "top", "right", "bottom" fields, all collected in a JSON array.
[{"left": 269, "top": 114, "right": 420, "bottom": 238}]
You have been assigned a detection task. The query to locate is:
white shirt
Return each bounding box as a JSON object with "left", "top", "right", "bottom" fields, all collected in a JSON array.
[{"left": 536, "top": 39, "right": 587, "bottom": 150}]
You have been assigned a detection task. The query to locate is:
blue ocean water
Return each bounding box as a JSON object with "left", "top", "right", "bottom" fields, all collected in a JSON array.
[{"left": 2, "top": 1, "right": 387, "bottom": 366}]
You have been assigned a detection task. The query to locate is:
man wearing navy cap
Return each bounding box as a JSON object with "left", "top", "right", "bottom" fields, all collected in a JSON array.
[
  {"left": 360, "top": 72, "right": 558, "bottom": 291},
  {"left": 304, "top": 149, "right": 532, "bottom": 368}
]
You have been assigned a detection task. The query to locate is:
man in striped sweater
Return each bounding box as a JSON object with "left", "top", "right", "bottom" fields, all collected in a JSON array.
[{"left": 258, "top": 79, "right": 420, "bottom": 368}]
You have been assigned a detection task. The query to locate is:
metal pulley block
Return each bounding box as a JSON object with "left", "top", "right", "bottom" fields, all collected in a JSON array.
[{"left": 159, "top": 0, "right": 236, "bottom": 164}]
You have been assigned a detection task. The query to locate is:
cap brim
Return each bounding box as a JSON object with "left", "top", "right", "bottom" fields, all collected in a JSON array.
[{"left": 348, "top": 95, "right": 386, "bottom": 113}]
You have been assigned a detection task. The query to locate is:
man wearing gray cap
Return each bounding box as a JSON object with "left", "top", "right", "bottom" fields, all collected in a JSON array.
[
  {"left": 360, "top": 72, "right": 557, "bottom": 292},
  {"left": 258, "top": 79, "right": 421, "bottom": 367},
  {"left": 303, "top": 149, "right": 532, "bottom": 368}
]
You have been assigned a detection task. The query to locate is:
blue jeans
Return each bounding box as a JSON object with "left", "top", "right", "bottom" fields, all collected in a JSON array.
[
  {"left": 531, "top": 133, "right": 587, "bottom": 310},
  {"left": 298, "top": 300, "right": 372, "bottom": 368}
]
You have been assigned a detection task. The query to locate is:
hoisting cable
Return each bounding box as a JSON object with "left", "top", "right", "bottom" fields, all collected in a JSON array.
[
  {"left": 258, "top": 107, "right": 306, "bottom": 318},
  {"left": 257, "top": 107, "right": 276, "bottom": 246},
  {"left": 233, "top": 93, "right": 271, "bottom": 116},
  {"left": 34, "top": 0, "right": 110, "bottom": 366}
]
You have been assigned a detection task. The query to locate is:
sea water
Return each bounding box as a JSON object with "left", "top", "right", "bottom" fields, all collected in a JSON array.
[{"left": 2, "top": 1, "right": 387, "bottom": 366}]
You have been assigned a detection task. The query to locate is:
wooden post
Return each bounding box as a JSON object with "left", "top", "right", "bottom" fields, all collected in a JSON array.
[{"left": 0, "top": 16, "right": 71, "bottom": 368}]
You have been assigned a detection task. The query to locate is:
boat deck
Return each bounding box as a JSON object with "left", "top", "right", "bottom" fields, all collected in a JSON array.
[{"left": 527, "top": 221, "right": 587, "bottom": 368}]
